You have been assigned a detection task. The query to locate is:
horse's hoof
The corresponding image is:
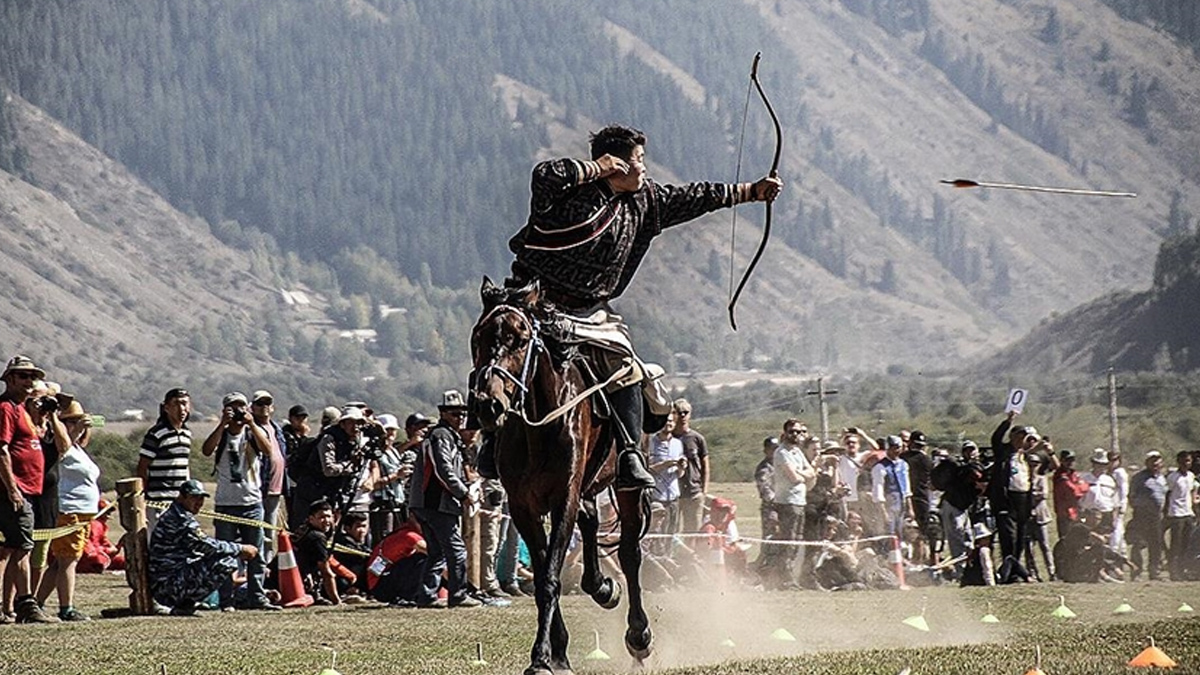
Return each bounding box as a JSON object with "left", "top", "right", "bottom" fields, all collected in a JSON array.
[
  {"left": 625, "top": 627, "right": 653, "bottom": 662},
  {"left": 593, "top": 577, "right": 622, "bottom": 610}
]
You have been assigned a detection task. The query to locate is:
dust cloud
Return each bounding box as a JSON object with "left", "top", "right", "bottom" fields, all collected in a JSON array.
[{"left": 568, "top": 582, "right": 1007, "bottom": 671}]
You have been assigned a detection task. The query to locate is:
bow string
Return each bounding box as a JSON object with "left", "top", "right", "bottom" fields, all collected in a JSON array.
[{"left": 727, "top": 52, "right": 783, "bottom": 331}]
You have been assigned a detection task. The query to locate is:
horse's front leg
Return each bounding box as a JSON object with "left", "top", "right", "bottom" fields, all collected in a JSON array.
[
  {"left": 616, "top": 490, "right": 652, "bottom": 664},
  {"left": 510, "top": 505, "right": 556, "bottom": 675},
  {"left": 545, "top": 499, "right": 580, "bottom": 674},
  {"left": 577, "top": 497, "right": 621, "bottom": 609}
]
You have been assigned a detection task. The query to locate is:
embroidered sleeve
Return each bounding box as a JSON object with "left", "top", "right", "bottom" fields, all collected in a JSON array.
[
  {"left": 530, "top": 158, "right": 603, "bottom": 215},
  {"left": 653, "top": 181, "right": 744, "bottom": 230}
]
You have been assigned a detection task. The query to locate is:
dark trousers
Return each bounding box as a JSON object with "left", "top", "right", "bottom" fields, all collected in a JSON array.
[
  {"left": 412, "top": 508, "right": 468, "bottom": 604},
  {"left": 1128, "top": 511, "right": 1164, "bottom": 580},
  {"left": 1166, "top": 515, "right": 1194, "bottom": 581},
  {"left": 996, "top": 491, "right": 1032, "bottom": 560},
  {"left": 767, "top": 503, "right": 805, "bottom": 586}
]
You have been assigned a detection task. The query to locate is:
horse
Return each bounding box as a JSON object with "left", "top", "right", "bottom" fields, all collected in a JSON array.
[{"left": 470, "top": 277, "right": 652, "bottom": 675}]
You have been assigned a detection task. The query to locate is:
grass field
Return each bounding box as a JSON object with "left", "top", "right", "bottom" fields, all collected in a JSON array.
[{"left": 5, "top": 484, "right": 1200, "bottom": 675}]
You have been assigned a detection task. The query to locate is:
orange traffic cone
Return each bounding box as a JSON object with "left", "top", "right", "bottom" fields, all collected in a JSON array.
[
  {"left": 275, "top": 530, "right": 314, "bottom": 608},
  {"left": 1128, "top": 637, "right": 1177, "bottom": 669}
]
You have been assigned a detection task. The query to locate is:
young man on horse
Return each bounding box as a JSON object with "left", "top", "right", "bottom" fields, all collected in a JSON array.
[{"left": 478, "top": 124, "right": 782, "bottom": 490}]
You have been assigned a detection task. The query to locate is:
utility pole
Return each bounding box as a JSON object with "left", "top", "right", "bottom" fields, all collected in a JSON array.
[
  {"left": 1097, "top": 368, "right": 1124, "bottom": 455},
  {"left": 806, "top": 376, "right": 839, "bottom": 442}
]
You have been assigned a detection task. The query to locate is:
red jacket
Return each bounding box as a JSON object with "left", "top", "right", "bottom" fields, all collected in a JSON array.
[{"left": 1052, "top": 466, "right": 1090, "bottom": 521}]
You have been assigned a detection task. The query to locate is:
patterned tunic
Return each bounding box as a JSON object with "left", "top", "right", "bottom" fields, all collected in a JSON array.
[
  {"left": 510, "top": 158, "right": 753, "bottom": 308},
  {"left": 148, "top": 501, "right": 241, "bottom": 606}
]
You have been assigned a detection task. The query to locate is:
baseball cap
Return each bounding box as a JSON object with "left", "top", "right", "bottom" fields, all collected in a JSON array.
[
  {"left": 178, "top": 479, "right": 210, "bottom": 497},
  {"left": 886, "top": 435, "right": 902, "bottom": 448},
  {"left": 1145, "top": 450, "right": 1163, "bottom": 461},
  {"left": 163, "top": 387, "right": 189, "bottom": 403},
  {"left": 222, "top": 392, "right": 248, "bottom": 408},
  {"left": 405, "top": 412, "right": 433, "bottom": 428},
  {"left": 320, "top": 406, "right": 341, "bottom": 427},
  {"left": 252, "top": 390, "right": 274, "bottom": 404},
  {"left": 288, "top": 404, "right": 309, "bottom": 419},
  {"left": 909, "top": 430, "right": 927, "bottom": 448},
  {"left": 376, "top": 413, "right": 400, "bottom": 431}
]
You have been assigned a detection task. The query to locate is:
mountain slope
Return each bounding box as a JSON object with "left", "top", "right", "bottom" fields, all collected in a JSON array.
[{"left": 0, "top": 0, "right": 1197, "bottom": 386}]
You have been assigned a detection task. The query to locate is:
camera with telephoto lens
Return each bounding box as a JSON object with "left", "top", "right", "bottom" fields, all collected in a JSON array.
[
  {"left": 36, "top": 396, "right": 59, "bottom": 414},
  {"left": 360, "top": 422, "right": 386, "bottom": 460}
]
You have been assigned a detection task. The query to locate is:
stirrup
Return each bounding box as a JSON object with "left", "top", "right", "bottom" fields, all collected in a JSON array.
[{"left": 616, "top": 448, "right": 654, "bottom": 492}]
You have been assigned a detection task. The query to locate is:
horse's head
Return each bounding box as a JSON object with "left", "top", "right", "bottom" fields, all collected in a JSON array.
[{"left": 470, "top": 276, "right": 541, "bottom": 431}]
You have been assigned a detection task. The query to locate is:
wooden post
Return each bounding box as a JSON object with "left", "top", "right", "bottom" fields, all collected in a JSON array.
[
  {"left": 465, "top": 508, "right": 481, "bottom": 590},
  {"left": 116, "top": 477, "right": 154, "bottom": 614}
]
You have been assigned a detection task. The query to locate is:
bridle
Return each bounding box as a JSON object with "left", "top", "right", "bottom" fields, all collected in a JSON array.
[
  {"left": 471, "top": 303, "right": 543, "bottom": 422},
  {"left": 470, "top": 302, "right": 634, "bottom": 428}
]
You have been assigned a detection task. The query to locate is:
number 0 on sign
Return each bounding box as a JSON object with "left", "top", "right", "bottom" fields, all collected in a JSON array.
[{"left": 1005, "top": 389, "right": 1027, "bottom": 414}]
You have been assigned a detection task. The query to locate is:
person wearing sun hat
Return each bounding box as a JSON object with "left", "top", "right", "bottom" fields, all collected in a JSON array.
[
  {"left": 0, "top": 355, "right": 57, "bottom": 624},
  {"left": 35, "top": 398, "right": 100, "bottom": 621},
  {"left": 1079, "top": 448, "right": 1118, "bottom": 536}
]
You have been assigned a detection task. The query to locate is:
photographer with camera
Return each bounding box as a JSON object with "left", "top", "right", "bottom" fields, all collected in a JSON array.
[
  {"left": 248, "top": 391, "right": 287, "bottom": 564},
  {"left": 314, "top": 406, "right": 371, "bottom": 516},
  {"left": 367, "top": 414, "right": 413, "bottom": 543},
  {"left": 200, "top": 392, "right": 278, "bottom": 611}
]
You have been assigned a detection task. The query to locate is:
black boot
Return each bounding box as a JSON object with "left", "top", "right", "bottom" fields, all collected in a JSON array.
[
  {"left": 616, "top": 446, "right": 655, "bottom": 492},
  {"left": 476, "top": 433, "right": 499, "bottom": 479}
]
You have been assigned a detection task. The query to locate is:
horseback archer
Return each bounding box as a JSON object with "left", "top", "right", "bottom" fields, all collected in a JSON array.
[{"left": 475, "top": 124, "right": 783, "bottom": 488}]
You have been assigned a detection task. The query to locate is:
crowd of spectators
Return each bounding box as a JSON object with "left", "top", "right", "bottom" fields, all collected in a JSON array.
[{"left": 2, "top": 350, "right": 1199, "bottom": 625}]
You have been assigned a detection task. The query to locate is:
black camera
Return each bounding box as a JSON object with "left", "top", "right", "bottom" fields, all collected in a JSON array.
[
  {"left": 361, "top": 423, "right": 386, "bottom": 460},
  {"left": 36, "top": 397, "right": 59, "bottom": 414},
  {"left": 230, "top": 409, "right": 247, "bottom": 423}
]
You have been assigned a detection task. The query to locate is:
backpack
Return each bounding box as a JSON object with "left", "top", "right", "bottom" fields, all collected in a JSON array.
[{"left": 930, "top": 458, "right": 960, "bottom": 492}]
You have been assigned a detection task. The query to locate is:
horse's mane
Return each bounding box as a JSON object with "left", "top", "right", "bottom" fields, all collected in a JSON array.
[{"left": 486, "top": 280, "right": 575, "bottom": 363}]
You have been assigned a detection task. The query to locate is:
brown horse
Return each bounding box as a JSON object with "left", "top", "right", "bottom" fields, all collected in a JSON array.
[{"left": 470, "top": 277, "right": 652, "bottom": 675}]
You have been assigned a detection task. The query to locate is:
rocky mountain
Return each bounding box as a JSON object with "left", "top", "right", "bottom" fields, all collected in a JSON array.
[{"left": 0, "top": 0, "right": 1197, "bottom": 414}]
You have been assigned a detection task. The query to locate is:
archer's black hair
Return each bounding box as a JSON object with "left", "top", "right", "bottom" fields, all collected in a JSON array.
[{"left": 590, "top": 125, "right": 646, "bottom": 161}]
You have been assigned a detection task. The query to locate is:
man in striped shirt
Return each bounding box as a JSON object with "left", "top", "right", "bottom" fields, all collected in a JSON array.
[{"left": 137, "top": 388, "right": 192, "bottom": 535}]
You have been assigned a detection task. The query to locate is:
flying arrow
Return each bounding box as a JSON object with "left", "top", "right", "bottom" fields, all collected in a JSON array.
[{"left": 941, "top": 178, "right": 1137, "bottom": 198}]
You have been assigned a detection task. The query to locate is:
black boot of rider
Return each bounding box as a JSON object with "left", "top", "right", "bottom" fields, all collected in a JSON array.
[
  {"left": 616, "top": 446, "right": 655, "bottom": 492},
  {"left": 477, "top": 433, "right": 499, "bottom": 480}
]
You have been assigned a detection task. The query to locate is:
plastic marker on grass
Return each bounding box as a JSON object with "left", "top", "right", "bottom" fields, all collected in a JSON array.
[
  {"left": 472, "top": 642, "right": 487, "bottom": 666},
  {"left": 902, "top": 597, "right": 930, "bottom": 632},
  {"left": 1113, "top": 599, "right": 1134, "bottom": 615},
  {"left": 1128, "top": 637, "right": 1177, "bottom": 669},
  {"left": 980, "top": 601, "right": 1000, "bottom": 624},
  {"left": 719, "top": 637, "right": 736, "bottom": 649},
  {"left": 1051, "top": 595, "right": 1077, "bottom": 619},
  {"left": 1178, "top": 602, "right": 1194, "bottom": 613},
  {"left": 583, "top": 630, "right": 611, "bottom": 661},
  {"left": 771, "top": 627, "right": 797, "bottom": 641}
]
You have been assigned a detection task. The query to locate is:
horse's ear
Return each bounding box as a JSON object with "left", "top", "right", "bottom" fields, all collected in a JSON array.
[
  {"left": 481, "top": 276, "right": 502, "bottom": 308},
  {"left": 520, "top": 279, "right": 541, "bottom": 307}
]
